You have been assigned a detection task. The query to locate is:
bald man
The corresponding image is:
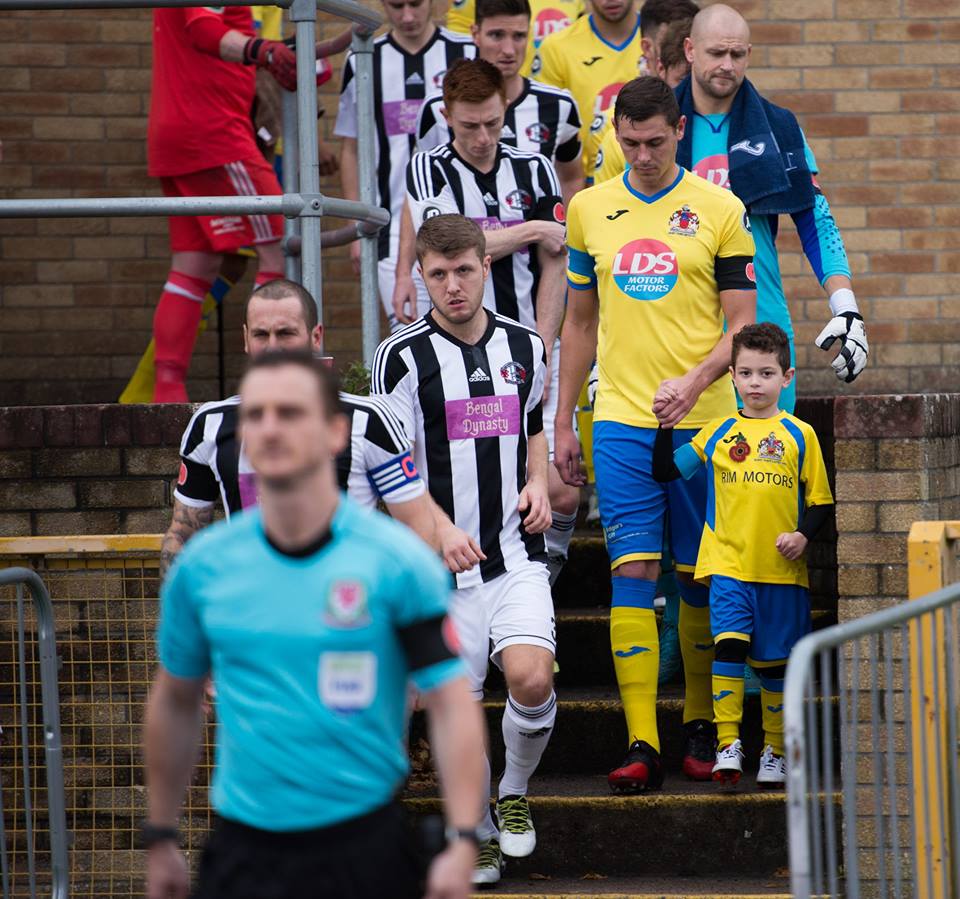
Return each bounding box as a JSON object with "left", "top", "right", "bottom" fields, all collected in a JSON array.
[
  {"left": 665, "top": 3, "right": 867, "bottom": 781},
  {"left": 679, "top": 5, "right": 868, "bottom": 404}
]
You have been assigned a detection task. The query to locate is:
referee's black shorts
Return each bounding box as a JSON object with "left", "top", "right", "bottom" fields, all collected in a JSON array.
[{"left": 191, "top": 801, "right": 425, "bottom": 899}]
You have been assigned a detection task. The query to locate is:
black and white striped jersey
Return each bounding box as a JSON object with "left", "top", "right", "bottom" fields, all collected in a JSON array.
[
  {"left": 415, "top": 78, "right": 581, "bottom": 166},
  {"left": 372, "top": 310, "right": 548, "bottom": 587},
  {"left": 174, "top": 393, "right": 425, "bottom": 515},
  {"left": 405, "top": 142, "right": 564, "bottom": 329},
  {"left": 334, "top": 28, "right": 475, "bottom": 261}
]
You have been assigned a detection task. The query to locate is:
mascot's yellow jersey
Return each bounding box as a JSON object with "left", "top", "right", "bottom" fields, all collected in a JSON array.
[
  {"left": 676, "top": 411, "right": 832, "bottom": 586},
  {"left": 566, "top": 167, "right": 755, "bottom": 429}
]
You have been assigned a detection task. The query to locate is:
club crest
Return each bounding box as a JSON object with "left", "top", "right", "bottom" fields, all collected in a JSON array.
[
  {"left": 668, "top": 205, "right": 699, "bottom": 237},
  {"left": 325, "top": 581, "right": 370, "bottom": 628},
  {"left": 757, "top": 432, "right": 785, "bottom": 463},
  {"left": 500, "top": 360, "right": 527, "bottom": 385}
]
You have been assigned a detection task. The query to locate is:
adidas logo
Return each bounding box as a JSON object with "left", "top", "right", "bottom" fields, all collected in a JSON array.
[
  {"left": 468, "top": 367, "right": 491, "bottom": 382},
  {"left": 405, "top": 72, "right": 424, "bottom": 86},
  {"left": 501, "top": 124, "right": 515, "bottom": 139},
  {"left": 482, "top": 191, "right": 497, "bottom": 205}
]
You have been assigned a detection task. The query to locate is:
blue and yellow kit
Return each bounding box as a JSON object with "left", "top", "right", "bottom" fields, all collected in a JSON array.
[
  {"left": 675, "top": 411, "right": 833, "bottom": 586},
  {"left": 534, "top": 13, "right": 641, "bottom": 175},
  {"left": 566, "top": 167, "right": 755, "bottom": 431}
]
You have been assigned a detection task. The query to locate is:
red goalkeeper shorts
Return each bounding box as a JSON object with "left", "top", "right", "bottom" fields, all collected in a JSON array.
[{"left": 161, "top": 155, "right": 284, "bottom": 254}]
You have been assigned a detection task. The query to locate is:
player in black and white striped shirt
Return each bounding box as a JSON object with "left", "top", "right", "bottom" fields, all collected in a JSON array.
[
  {"left": 373, "top": 215, "right": 556, "bottom": 884},
  {"left": 397, "top": 58, "right": 581, "bottom": 585},
  {"left": 336, "top": 0, "right": 474, "bottom": 331},
  {"left": 161, "top": 280, "right": 434, "bottom": 580},
  {"left": 415, "top": 0, "right": 583, "bottom": 203}
]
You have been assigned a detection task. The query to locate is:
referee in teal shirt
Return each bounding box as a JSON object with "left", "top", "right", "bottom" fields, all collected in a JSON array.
[{"left": 143, "top": 350, "right": 485, "bottom": 899}]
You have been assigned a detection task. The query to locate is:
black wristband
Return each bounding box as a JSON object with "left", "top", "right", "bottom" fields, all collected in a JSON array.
[
  {"left": 243, "top": 37, "right": 263, "bottom": 65},
  {"left": 139, "top": 822, "right": 180, "bottom": 849},
  {"left": 445, "top": 825, "right": 482, "bottom": 848}
]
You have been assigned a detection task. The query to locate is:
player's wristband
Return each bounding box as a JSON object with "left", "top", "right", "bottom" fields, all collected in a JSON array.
[
  {"left": 828, "top": 287, "right": 858, "bottom": 316},
  {"left": 445, "top": 825, "right": 482, "bottom": 848},
  {"left": 139, "top": 822, "right": 180, "bottom": 849}
]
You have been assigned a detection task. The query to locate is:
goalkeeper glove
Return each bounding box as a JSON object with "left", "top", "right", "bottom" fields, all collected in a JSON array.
[
  {"left": 243, "top": 38, "right": 297, "bottom": 91},
  {"left": 815, "top": 312, "right": 868, "bottom": 383}
]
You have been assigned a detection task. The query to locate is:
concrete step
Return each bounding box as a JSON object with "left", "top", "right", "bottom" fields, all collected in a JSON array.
[
  {"left": 467, "top": 875, "right": 791, "bottom": 897},
  {"left": 555, "top": 535, "right": 835, "bottom": 614},
  {"left": 413, "top": 687, "right": 753, "bottom": 777},
  {"left": 410, "top": 686, "right": 839, "bottom": 777},
  {"left": 404, "top": 776, "right": 799, "bottom": 878},
  {"left": 481, "top": 608, "right": 836, "bottom": 690}
]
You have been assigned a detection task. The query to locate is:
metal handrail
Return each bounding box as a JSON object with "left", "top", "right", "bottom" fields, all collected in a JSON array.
[
  {"left": 0, "top": 195, "right": 390, "bottom": 227},
  {"left": 784, "top": 578, "right": 960, "bottom": 898},
  {"left": 0, "top": 0, "right": 383, "bottom": 30},
  {"left": 0, "top": 0, "right": 385, "bottom": 352},
  {"left": 0, "top": 568, "right": 69, "bottom": 899}
]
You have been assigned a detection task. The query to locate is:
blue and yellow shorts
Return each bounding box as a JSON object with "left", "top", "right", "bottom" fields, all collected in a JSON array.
[
  {"left": 709, "top": 574, "right": 811, "bottom": 665},
  {"left": 592, "top": 421, "right": 707, "bottom": 573}
]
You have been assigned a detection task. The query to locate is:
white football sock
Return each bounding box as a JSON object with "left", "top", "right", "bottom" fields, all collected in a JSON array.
[{"left": 498, "top": 691, "right": 557, "bottom": 799}]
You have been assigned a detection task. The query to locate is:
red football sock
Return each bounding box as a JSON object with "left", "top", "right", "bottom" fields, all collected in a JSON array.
[
  {"left": 152, "top": 271, "right": 213, "bottom": 403},
  {"left": 254, "top": 270, "right": 284, "bottom": 287}
]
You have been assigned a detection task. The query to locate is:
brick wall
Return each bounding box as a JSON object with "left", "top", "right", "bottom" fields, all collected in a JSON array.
[
  {"left": 833, "top": 392, "right": 960, "bottom": 622},
  {"left": 0, "top": 404, "right": 190, "bottom": 536},
  {"left": 1, "top": 1, "right": 958, "bottom": 406}
]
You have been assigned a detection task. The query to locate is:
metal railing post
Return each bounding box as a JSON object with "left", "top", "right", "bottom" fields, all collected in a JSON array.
[
  {"left": 281, "top": 86, "right": 302, "bottom": 284},
  {"left": 352, "top": 27, "right": 382, "bottom": 367},
  {"left": 0, "top": 568, "right": 69, "bottom": 899},
  {"left": 289, "top": 0, "right": 323, "bottom": 333},
  {"left": 785, "top": 634, "right": 816, "bottom": 899}
]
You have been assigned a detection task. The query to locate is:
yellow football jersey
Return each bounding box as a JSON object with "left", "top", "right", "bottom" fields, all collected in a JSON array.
[
  {"left": 445, "top": 0, "right": 584, "bottom": 77},
  {"left": 594, "top": 109, "right": 627, "bottom": 184},
  {"left": 534, "top": 13, "right": 642, "bottom": 175},
  {"left": 683, "top": 411, "right": 833, "bottom": 586},
  {"left": 566, "top": 167, "right": 755, "bottom": 429},
  {"left": 253, "top": 4, "right": 283, "bottom": 40}
]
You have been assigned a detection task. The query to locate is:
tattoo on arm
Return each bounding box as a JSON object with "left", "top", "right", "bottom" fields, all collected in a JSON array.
[{"left": 160, "top": 503, "right": 215, "bottom": 581}]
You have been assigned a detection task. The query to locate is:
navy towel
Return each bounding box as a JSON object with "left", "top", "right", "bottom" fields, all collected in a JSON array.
[{"left": 674, "top": 76, "right": 815, "bottom": 216}]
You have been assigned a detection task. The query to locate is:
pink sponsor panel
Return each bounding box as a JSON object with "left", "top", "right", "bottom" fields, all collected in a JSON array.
[{"left": 445, "top": 395, "right": 521, "bottom": 440}]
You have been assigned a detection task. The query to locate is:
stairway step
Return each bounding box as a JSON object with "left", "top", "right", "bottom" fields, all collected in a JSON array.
[
  {"left": 527, "top": 607, "right": 837, "bottom": 688},
  {"left": 411, "top": 686, "right": 837, "bottom": 775},
  {"left": 556, "top": 535, "right": 835, "bottom": 614},
  {"left": 404, "top": 776, "right": 796, "bottom": 877},
  {"left": 467, "top": 874, "right": 791, "bottom": 897}
]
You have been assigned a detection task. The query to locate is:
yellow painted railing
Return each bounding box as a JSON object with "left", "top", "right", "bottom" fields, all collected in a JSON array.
[{"left": 907, "top": 521, "right": 960, "bottom": 899}]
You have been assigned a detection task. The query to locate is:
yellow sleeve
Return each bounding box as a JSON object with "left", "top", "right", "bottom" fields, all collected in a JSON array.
[
  {"left": 446, "top": 0, "right": 474, "bottom": 33},
  {"left": 594, "top": 123, "right": 624, "bottom": 185},
  {"left": 565, "top": 194, "right": 595, "bottom": 290},
  {"left": 535, "top": 32, "right": 566, "bottom": 88},
  {"left": 689, "top": 423, "right": 711, "bottom": 463},
  {"left": 717, "top": 194, "right": 756, "bottom": 260},
  {"left": 800, "top": 426, "right": 833, "bottom": 507}
]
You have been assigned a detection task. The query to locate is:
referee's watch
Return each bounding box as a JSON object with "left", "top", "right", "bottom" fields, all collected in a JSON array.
[
  {"left": 444, "top": 825, "right": 482, "bottom": 848},
  {"left": 139, "top": 822, "right": 181, "bottom": 849}
]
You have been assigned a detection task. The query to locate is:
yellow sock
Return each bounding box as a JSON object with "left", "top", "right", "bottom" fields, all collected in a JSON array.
[
  {"left": 712, "top": 669, "right": 745, "bottom": 747},
  {"left": 761, "top": 680, "right": 785, "bottom": 756},
  {"left": 610, "top": 605, "right": 660, "bottom": 752},
  {"left": 679, "top": 598, "right": 713, "bottom": 724}
]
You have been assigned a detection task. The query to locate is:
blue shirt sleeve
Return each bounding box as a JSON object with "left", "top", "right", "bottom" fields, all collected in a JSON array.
[
  {"left": 790, "top": 134, "right": 851, "bottom": 285},
  {"left": 674, "top": 443, "right": 703, "bottom": 480},
  {"left": 392, "top": 536, "right": 465, "bottom": 692},
  {"left": 157, "top": 554, "right": 211, "bottom": 680}
]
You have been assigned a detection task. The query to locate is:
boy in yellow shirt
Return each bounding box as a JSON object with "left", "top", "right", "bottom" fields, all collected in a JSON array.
[{"left": 652, "top": 322, "right": 833, "bottom": 788}]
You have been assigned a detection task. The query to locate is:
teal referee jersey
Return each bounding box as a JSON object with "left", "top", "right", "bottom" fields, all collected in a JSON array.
[{"left": 158, "top": 495, "right": 462, "bottom": 831}]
